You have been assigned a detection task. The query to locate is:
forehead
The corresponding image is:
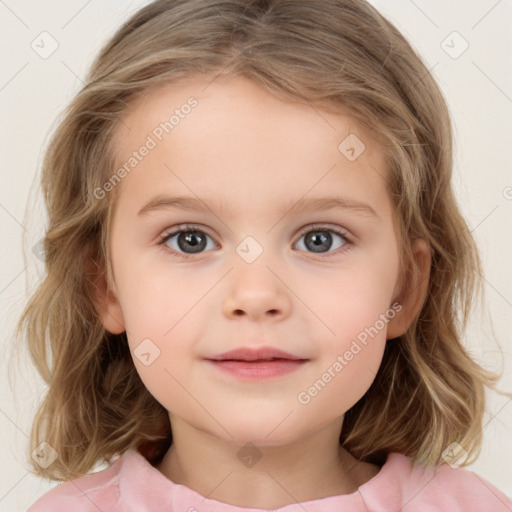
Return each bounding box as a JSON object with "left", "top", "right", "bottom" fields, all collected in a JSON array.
[{"left": 110, "top": 75, "right": 392, "bottom": 219}]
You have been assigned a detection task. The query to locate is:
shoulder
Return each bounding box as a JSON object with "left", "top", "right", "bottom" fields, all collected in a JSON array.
[
  {"left": 27, "top": 454, "right": 126, "bottom": 512},
  {"left": 366, "top": 452, "right": 512, "bottom": 511},
  {"left": 422, "top": 459, "right": 512, "bottom": 511}
]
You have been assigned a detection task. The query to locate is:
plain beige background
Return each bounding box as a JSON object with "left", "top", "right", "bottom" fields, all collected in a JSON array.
[{"left": 0, "top": 0, "right": 511, "bottom": 510}]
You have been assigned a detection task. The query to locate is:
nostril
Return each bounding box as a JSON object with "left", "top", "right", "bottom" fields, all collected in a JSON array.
[{"left": 231, "top": 309, "right": 279, "bottom": 316}]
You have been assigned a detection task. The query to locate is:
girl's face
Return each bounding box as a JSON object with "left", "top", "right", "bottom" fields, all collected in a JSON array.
[{"left": 98, "top": 75, "right": 428, "bottom": 446}]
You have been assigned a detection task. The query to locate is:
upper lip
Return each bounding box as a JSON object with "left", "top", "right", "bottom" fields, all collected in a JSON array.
[{"left": 207, "top": 347, "right": 306, "bottom": 362}]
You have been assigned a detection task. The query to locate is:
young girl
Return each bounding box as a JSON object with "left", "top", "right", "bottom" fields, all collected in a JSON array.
[{"left": 17, "top": 0, "right": 512, "bottom": 510}]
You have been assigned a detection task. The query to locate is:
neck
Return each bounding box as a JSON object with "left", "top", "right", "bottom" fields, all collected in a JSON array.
[{"left": 155, "top": 416, "right": 380, "bottom": 509}]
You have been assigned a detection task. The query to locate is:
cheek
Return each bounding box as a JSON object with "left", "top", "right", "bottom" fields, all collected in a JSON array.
[
  {"left": 297, "top": 313, "right": 389, "bottom": 417},
  {"left": 117, "top": 268, "right": 211, "bottom": 408},
  {"left": 303, "top": 261, "right": 398, "bottom": 342},
  {"left": 117, "top": 256, "right": 209, "bottom": 337},
  {"left": 297, "top": 259, "right": 396, "bottom": 406},
  {"left": 125, "top": 321, "right": 201, "bottom": 420},
  {"left": 297, "top": 343, "right": 385, "bottom": 421}
]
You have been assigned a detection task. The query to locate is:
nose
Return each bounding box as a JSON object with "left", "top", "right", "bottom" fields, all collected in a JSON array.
[{"left": 222, "top": 261, "right": 291, "bottom": 322}]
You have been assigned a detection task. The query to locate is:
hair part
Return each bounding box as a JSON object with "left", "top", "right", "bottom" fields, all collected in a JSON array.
[{"left": 15, "top": 0, "right": 509, "bottom": 480}]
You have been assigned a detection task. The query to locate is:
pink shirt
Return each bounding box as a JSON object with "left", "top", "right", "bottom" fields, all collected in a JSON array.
[{"left": 28, "top": 449, "right": 512, "bottom": 511}]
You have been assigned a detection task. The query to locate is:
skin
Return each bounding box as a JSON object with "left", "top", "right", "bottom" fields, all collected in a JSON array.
[{"left": 95, "top": 75, "right": 431, "bottom": 509}]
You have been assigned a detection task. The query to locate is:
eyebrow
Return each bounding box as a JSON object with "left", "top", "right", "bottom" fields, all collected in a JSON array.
[{"left": 137, "top": 194, "right": 379, "bottom": 219}]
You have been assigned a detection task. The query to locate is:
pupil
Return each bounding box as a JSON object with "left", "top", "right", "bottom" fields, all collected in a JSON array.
[
  {"left": 306, "top": 231, "right": 332, "bottom": 253},
  {"left": 178, "top": 231, "right": 206, "bottom": 253}
]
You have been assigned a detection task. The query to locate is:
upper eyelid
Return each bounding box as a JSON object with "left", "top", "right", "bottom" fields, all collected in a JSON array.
[
  {"left": 161, "top": 224, "right": 218, "bottom": 242},
  {"left": 297, "top": 223, "right": 350, "bottom": 236}
]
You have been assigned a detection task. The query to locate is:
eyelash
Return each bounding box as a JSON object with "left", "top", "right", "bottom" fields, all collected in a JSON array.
[{"left": 157, "top": 223, "right": 353, "bottom": 260}]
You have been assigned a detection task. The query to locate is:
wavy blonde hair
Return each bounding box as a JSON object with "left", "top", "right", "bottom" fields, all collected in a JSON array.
[{"left": 15, "top": 0, "right": 510, "bottom": 481}]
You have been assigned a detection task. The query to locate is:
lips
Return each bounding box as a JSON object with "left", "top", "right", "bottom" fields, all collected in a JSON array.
[
  {"left": 205, "top": 346, "right": 308, "bottom": 381},
  {"left": 207, "top": 346, "right": 305, "bottom": 362}
]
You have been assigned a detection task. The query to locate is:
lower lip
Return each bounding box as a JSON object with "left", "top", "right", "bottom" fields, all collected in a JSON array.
[{"left": 206, "top": 359, "right": 307, "bottom": 380}]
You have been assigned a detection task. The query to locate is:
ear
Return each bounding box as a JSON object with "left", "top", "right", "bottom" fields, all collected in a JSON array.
[
  {"left": 87, "top": 257, "right": 126, "bottom": 335},
  {"left": 386, "top": 238, "right": 431, "bottom": 340}
]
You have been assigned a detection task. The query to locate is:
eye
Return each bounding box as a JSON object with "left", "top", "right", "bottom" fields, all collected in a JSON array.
[
  {"left": 294, "top": 225, "right": 351, "bottom": 255},
  {"left": 158, "top": 223, "right": 352, "bottom": 259},
  {"left": 158, "top": 225, "right": 217, "bottom": 259}
]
